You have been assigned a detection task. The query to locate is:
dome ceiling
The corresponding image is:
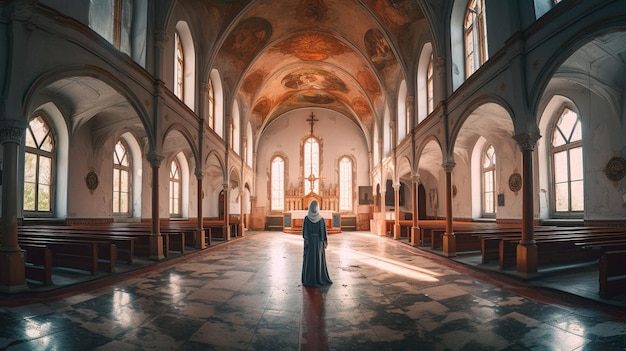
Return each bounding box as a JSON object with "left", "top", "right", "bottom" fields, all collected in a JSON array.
[{"left": 202, "top": 0, "right": 428, "bottom": 135}]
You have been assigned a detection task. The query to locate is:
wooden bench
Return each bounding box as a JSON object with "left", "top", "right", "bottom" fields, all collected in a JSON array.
[
  {"left": 19, "top": 239, "right": 101, "bottom": 275},
  {"left": 599, "top": 250, "right": 626, "bottom": 298},
  {"left": 497, "top": 229, "right": 626, "bottom": 269},
  {"left": 21, "top": 244, "right": 53, "bottom": 286},
  {"left": 20, "top": 227, "right": 135, "bottom": 264}
]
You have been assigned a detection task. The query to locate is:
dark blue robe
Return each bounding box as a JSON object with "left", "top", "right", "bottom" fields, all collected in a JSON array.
[{"left": 301, "top": 216, "right": 333, "bottom": 287}]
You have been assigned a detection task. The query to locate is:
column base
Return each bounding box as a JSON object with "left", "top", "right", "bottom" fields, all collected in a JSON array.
[
  {"left": 410, "top": 226, "right": 420, "bottom": 246},
  {"left": 442, "top": 233, "right": 457, "bottom": 257},
  {"left": 393, "top": 224, "right": 401, "bottom": 240},
  {"left": 516, "top": 242, "right": 538, "bottom": 275},
  {"left": 0, "top": 249, "right": 29, "bottom": 293},
  {"left": 223, "top": 225, "right": 231, "bottom": 241},
  {"left": 149, "top": 234, "right": 165, "bottom": 260},
  {"left": 194, "top": 230, "right": 206, "bottom": 249}
]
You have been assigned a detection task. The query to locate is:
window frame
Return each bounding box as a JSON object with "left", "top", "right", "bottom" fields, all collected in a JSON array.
[
  {"left": 338, "top": 156, "right": 353, "bottom": 211},
  {"left": 23, "top": 115, "right": 56, "bottom": 216},
  {"left": 113, "top": 139, "right": 132, "bottom": 216},
  {"left": 481, "top": 144, "right": 496, "bottom": 217},
  {"left": 550, "top": 107, "right": 584, "bottom": 216},
  {"left": 271, "top": 156, "right": 285, "bottom": 211},
  {"left": 463, "top": 0, "right": 488, "bottom": 78},
  {"left": 169, "top": 158, "right": 182, "bottom": 217}
]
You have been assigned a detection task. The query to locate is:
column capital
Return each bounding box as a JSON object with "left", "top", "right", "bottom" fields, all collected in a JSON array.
[
  {"left": 147, "top": 152, "right": 164, "bottom": 168},
  {"left": 443, "top": 161, "right": 456, "bottom": 173},
  {"left": 513, "top": 132, "right": 542, "bottom": 151},
  {"left": 392, "top": 182, "right": 401, "bottom": 190},
  {"left": 195, "top": 168, "right": 203, "bottom": 179},
  {"left": 411, "top": 174, "right": 420, "bottom": 184},
  {"left": 0, "top": 119, "right": 27, "bottom": 145},
  {"left": 155, "top": 30, "right": 169, "bottom": 49}
]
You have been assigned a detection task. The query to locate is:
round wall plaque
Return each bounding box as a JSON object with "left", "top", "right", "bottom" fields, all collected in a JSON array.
[
  {"left": 605, "top": 156, "right": 626, "bottom": 181},
  {"left": 86, "top": 171, "right": 99, "bottom": 190},
  {"left": 508, "top": 173, "right": 522, "bottom": 192}
]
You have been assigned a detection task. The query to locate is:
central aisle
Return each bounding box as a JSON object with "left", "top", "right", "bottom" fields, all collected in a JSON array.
[{"left": 1, "top": 231, "right": 626, "bottom": 350}]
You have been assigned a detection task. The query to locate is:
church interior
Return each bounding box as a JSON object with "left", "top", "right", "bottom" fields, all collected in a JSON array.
[{"left": 1, "top": 0, "right": 626, "bottom": 349}]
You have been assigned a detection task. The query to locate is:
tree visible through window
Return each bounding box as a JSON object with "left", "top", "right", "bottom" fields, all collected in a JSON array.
[
  {"left": 271, "top": 157, "right": 285, "bottom": 211},
  {"left": 169, "top": 159, "right": 182, "bottom": 216},
  {"left": 464, "top": 0, "right": 488, "bottom": 78},
  {"left": 339, "top": 157, "right": 352, "bottom": 211},
  {"left": 24, "top": 116, "right": 55, "bottom": 213},
  {"left": 552, "top": 108, "right": 584, "bottom": 213},
  {"left": 113, "top": 140, "right": 131, "bottom": 214},
  {"left": 482, "top": 144, "right": 496, "bottom": 216}
]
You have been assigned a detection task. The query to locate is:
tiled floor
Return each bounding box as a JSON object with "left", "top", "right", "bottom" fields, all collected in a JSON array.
[{"left": 1, "top": 231, "right": 626, "bottom": 350}]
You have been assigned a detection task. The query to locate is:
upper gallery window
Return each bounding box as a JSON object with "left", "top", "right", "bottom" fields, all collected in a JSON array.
[
  {"left": 174, "top": 31, "right": 184, "bottom": 100},
  {"left": 464, "top": 0, "right": 488, "bottom": 78}
]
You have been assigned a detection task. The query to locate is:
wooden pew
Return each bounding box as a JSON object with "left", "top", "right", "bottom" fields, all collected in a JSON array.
[
  {"left": 19, "top": 239, "right": 101, "bottom": 275},
  {"left": 21, "top": 244, "right": 53, "bottom": 286},
  {"left": 599, "top": 250, "right": 626, "bottom": 298},
  {"left": 20, "top": 227, "right": 135, "bottom": 264},
  {"left": 498, "top": 229, "right": 626, "bottom": 269}
]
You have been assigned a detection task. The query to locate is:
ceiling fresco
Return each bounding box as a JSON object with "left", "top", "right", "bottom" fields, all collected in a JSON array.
[{"left": 199, "top": 0, "right": 428, "bottom": 137}]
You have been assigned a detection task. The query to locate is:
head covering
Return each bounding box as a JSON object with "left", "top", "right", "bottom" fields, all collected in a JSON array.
[{"left": 307, "top": 200, "right": 322, "bottom": 223}]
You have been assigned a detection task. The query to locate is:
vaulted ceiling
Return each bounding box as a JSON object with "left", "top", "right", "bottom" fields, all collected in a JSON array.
[{"left": 193, "top": 0, "right": 431, "bottom": 137}]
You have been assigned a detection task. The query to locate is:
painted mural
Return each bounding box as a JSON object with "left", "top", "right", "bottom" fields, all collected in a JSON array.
[
  {"left": 222, "top": 17, "right": 272, "bottom": 63},
  {"left": 364, "top": 29, "right": 396, "bottom": 71},
  {"left": 282, "top": 70, "right": 348, "bottom": 93},
  {"left": 297, "top": 0, "right": 328, "bottom": 23},
  {"left": 273, "top": 32, "right": 348, "bottom": 61}
]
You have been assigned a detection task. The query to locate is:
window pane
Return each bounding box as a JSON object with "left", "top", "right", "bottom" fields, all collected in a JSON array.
[
  {"left": 113, "top": 169, "right": 120, "bottom": 189},
  {"left": 555, "top": 183, "right": 569, "bottom": 212},
  {"left": 553, "top": 151, "right": 568, "bottom": 183},
  {"left": 569, "top": 147, "right": 584, "bottom": 181},
  {"left": 38, "top": 156, "right": 52, "bottom": 185},
  {"left": 570, "top": 180, "right": 584, "bottom": 211},
  {"left": 339, "top": 158, "right": 352, "bottom": 211},
  {"left": 38, "top": 184, "right": 50, "bottom": 211},
  {"left": 271, "top": 158, "right": 284, "bottom": 211},
  {"left": 40, "top": 134, "right": 54, "bottom": 152},
  {"left": 113, "top": 191, "right": 120, "bottom": 212},
  {"left": 120, "top": 192, "right": 129, "bottom": 213},
  {"left": 121, "top": 169, "right": 129, "bottom": 190},
  {"left": 24, "top": 183, "right": 36, "bottom": 211},
  {"left": 24, "top": 153, "right": 37, "bottom": 182}
]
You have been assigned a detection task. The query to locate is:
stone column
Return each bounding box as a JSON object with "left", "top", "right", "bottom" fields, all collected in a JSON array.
[
  {"left": 410, "top": 174, "right": 420, "bottom": 246},
  {"left": 393, "top": 182, "right": 401, "bottom": 239},
  {"left": 195, "top": 169, "right": 205, "bottom": 249},
  {"left": 513, "top": 132, "right": 541, "bottom": 275},
  {"left": 442, "top": 161, "right": 456, "bottom": 257},
  {"left": 379, "top": 189, "right": 386, "bottom": 236},
  {"left": 147, "top": 152, "right": 164, "bottom": 260},
  {"left": 223, "top": 184, "right": 231, "bottom": 240},
  {"left": 0, "top": 121, "right": 28, "bottom": 292}
]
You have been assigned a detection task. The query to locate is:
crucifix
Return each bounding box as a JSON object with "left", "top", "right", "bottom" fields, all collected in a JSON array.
[{"left": 305, "top": 112, "right": 321, "bottom": 193}]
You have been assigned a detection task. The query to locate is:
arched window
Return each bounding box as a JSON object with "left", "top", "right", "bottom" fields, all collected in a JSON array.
[
  {"left": 482, "top": 144, "right": 496, "bottom": 216},
  {"left": 24, "top": 115, "right": 55, "bottom": 214},
  {"left": 303, "top": 137, "right": 320, "bottom": 194},
  {"left": 427, "top": 54, "right": 434, "bottom": 114},
  {"left": 169, "top": 158, "right": 182, "bottom": 216},
  {"left": 464, "top": 0, "right": 488, "bottom": 78},
  {"left": 174, "top": 31, "right": 184, "bottom": 100},
  {"left": 339, "top": 157, "right": 353, "bottom": 211},
  {"left": 113, "top": 140, "right": 131, "bottom": 215},
  {"left": 88, "top": 0, "right": 136, "bottom": 57},
  {"left": 208, "top": 79, "right": 215, "bottom": 130},
  {"left": 271, "top": 157, "right": 285, "bottom": 211},
  {"left": 552, "top": 108, "right": 584, "bottom": 213}
]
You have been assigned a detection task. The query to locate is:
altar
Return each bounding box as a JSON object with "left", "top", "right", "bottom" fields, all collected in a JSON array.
[{"left": 283, "top": 210, "right": 341, "bottom": 234}]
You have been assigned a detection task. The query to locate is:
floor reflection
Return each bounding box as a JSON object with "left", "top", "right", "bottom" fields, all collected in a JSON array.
[{"left": 301, "top": 285, "right": 329, "bottom": 351}]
